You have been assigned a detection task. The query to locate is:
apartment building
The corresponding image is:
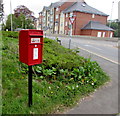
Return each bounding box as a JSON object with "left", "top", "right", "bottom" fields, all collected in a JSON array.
[
  {"left": 38, "top": 0, "right": 114, "bottom": 37},
  {"left": 38, "top": 0, "right": 74, "bottom": 34}
]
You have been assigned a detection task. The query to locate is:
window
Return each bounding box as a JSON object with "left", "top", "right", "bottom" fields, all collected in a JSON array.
[
  {"left": 56, "top": 7, "right": 59, "bottom": 11},
  {"left": 61, "top": 22, "right": 63, "bottom": 26},
  {"left": 50, "top": 23, "right": 53, "bottom": 27},
  {"left": 102, "top": 32, "right": 106, "bottom": 37},
  {"left": 110, "top": 32, "right": 113, "bottom": 38},
  {"left": 50, "top": 17, "right": 53, "bottom": 22},
  {"left": 97, "top": 32, "right": 102, "bottom": 37},
  {"left": 70, "top": 12, "right": 73, "bottom": 17},
  {"left": 92, "top": 14, "right": 95, "bottom": 18},
  {"left": 50, "top": 9, "right": 53, "bottom": 14},
  {"left": 81, "top": 4, "right": 86, "bottom": 7},
  {"left": 61, "top": 13, "right": 64, "bottom": 17},
  {"left": 56, "top": 15, "right": 58, "bottom": 19},
  {"left": 66, "top": 14, "right": 68, "bottom": 18},
  {"left": 65, "top": 21, "right": 68, "bottom": 26}
]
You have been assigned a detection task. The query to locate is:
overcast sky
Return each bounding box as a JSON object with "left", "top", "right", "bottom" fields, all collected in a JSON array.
[{"left": 3, "top": 0, "right": 119, "bottom": 20}]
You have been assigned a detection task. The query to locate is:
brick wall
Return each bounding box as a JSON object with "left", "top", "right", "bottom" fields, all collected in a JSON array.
[
  {"left": 54, "top": 2, "right": 74, "bottom": 34},
  {"left": 81, "top": 29, "right": 113, "bottom": 37},
  {"left": 72, "top": 11, "right": 108, "bottom": 35}
]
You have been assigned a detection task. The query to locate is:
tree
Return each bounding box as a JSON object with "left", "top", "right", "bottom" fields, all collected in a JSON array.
[
  {"left": 0, "top": 0, "right": 4, "bottom": 22},
  {"left": 107, "top": 20, "right": 119, "bottom": 37},
  {"left": 14, "top": 5, "right": 35, "bottom": 20},
  {"left": 3, "top": 5, "right": 36, "bottom": 31},
  {"left": 3, "top": 13, "right": 35, "bottom": 31}
]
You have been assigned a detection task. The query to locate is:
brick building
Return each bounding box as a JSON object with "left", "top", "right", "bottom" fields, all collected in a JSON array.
[{"left": 38, "top": 0, "right": 113, "bottom": 37}]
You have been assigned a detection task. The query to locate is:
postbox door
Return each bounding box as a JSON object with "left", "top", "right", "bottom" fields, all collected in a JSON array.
[{"left": 28, "top": 44, "right": 43, "bottom": 65}]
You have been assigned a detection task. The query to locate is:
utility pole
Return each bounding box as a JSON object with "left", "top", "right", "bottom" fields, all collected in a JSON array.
[
  {"left": 10, "top": 0, "right": 13, "bottom": 31},
  {"left": 109, "top": 1, "right": 114, "bottom": 27}
]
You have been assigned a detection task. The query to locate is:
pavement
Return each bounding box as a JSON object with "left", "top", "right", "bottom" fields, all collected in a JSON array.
[
  {"left": 64, "top": 49, "right": 118, "bottom": 114},
  {"left": 46, "top": 35, "right": 119, "bottom": 114}
]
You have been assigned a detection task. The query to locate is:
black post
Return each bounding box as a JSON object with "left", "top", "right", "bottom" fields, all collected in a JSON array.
[{"left": 28, "top": 65, "right": 32, "bottom": 107}]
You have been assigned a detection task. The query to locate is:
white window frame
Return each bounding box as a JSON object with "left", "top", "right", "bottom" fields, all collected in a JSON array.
[
  {"left": 102, "top": 32, "right": 106, "bottom": 37},
  {"left": 56, "top": 7, "right": 59, "bottom": 11},
  {"left": 70, "top": 12, "right": 73, "bottom": 17},
  {"left": 50, "top": 17, "right": 53, "bottom": 22},
  {"left": 66, "top": 14, "right": 68, "bottom": 18},
  {"left": 56, "top": 15, "right": 58, "bottom": 19},
  {"left": 50, "top": 9, "right": 53, "bottom": 14},
  {"left": 110, "top": 32, "right": 113, "bottom": 38},
  {"left": 61, "top": 22, "right": 63, "bottom": 26},
  {"left": 97, "top": 32, "right": 102, "bottom": 37},
  {"left": 92, "top": 14, "right": 95, "bottom": 18},
  {"left": 65, "top": 21, "right": 68, "bottom": 26},
  {"left": 60, "top": 13, "right": 64, "bottom": 17}
]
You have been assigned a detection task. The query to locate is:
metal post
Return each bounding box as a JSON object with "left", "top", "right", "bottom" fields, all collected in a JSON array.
[
  {"left": 28, "top": 66, "right": 32, "bottom": 107},
  {"left": 109, "top": 1, "right": 114, "bottom": 27},
  {"left": 69, "top": 24, "right": 72, "bottom": 49},
  {"left": 10, "top": 0, "right": 13, "bottom": 31}
]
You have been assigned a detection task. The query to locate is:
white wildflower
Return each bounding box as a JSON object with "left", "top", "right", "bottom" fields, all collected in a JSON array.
[
  {"left": 49, "top": 86, "right": 51, "bottom": 89},
  {"left": 76, "top": 85, "right": 79, "bottom": 88}
]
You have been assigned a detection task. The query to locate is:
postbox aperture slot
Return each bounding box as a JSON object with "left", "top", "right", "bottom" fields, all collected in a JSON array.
[{"left": 31, "top": 38, "right": 40, "bottom": 43}]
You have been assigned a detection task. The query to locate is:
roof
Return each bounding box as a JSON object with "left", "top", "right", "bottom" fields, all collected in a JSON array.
[
  {"left": 50, "top": 2, "right": 65, "bottom": 8},
  {"left": 63, "top": 2, "right": 108, "bottom": 16},
  {"left": 81, "top": 21, "right": 114, "bottom": 31}
]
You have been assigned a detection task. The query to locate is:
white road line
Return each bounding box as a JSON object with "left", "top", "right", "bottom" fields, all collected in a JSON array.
[
  {"left": 78, "top": 46, "right": 119, "bottom": 65},
  {"left": 84, "top": 45, "right": 102, "bottom": 50}
]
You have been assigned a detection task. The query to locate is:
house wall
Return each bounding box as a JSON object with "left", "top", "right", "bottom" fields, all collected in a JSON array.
[
  {"left": 59, "top": 12, "right": 65, "bottom": 34},
  {"left": 38, "top": 12, "right": 43, "bottom": 30},
  {"left": 49, "top": 7, "right": 54, "bottom": 33},
  {"left": 72, "top": 11, "right": 108, "bottom": 35},
  {"left": 54, "top": 2, "right": 74, "bottom": 34},
  {"left": 64, "top": 13, "right": 70, "bottom": 35},
  {"left": 81, "top": 29, "right": 114, "bottom": 38}
]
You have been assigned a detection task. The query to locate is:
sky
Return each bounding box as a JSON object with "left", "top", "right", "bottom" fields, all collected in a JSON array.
[{"left": 3, "top": 0, "right": 119, "bottom": 20}]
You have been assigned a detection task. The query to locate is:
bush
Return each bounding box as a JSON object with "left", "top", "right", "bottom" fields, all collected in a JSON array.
[{"left": 2, "top": 31, "right": 18, "bottom": 38}]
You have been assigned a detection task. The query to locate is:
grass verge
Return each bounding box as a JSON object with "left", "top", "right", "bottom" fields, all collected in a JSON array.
[{"left": 2, "top": 31, "right": 110, "bottom": 114}]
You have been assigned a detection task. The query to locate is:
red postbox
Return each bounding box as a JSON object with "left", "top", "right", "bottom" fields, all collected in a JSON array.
[{"left": 19, "top": 29, "right": 43, "bottom": 66}]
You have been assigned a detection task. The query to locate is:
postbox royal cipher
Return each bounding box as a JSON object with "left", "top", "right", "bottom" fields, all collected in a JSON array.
[{"left": 19, "top": 30, "right": 43, "bottom": 66}]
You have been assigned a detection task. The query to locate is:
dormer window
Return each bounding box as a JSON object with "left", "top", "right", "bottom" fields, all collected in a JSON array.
[{"left": 81, "top": 4, "right": 86, "bottom": 7}]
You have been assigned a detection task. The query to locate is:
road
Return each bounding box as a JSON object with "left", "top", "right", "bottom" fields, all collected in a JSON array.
[
  {"left": 47, "top": 36, "right": 119, "bottom": 65},
  {"left": 46, "top": 35, "right": 119, "bottom": 114}
]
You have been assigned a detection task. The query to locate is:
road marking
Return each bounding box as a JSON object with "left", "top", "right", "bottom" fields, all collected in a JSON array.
[
  {"left": 84, "top": 45, "right": 102, "bottom": 50},
  {"left": 78, "top": 46, "right": 119, "bottom": 65}
]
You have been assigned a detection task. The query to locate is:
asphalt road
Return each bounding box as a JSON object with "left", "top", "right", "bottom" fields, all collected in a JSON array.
[
  {"left": 46, "top": 36, "right": 119, "bottom": 114},
  {"left": 47, "top": 36, "right": 119, "bottom": 65}
]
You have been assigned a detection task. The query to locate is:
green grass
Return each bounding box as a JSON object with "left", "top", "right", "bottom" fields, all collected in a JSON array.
[{"left": 2, "top": 31, "right": 110, "bottom": 114}]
